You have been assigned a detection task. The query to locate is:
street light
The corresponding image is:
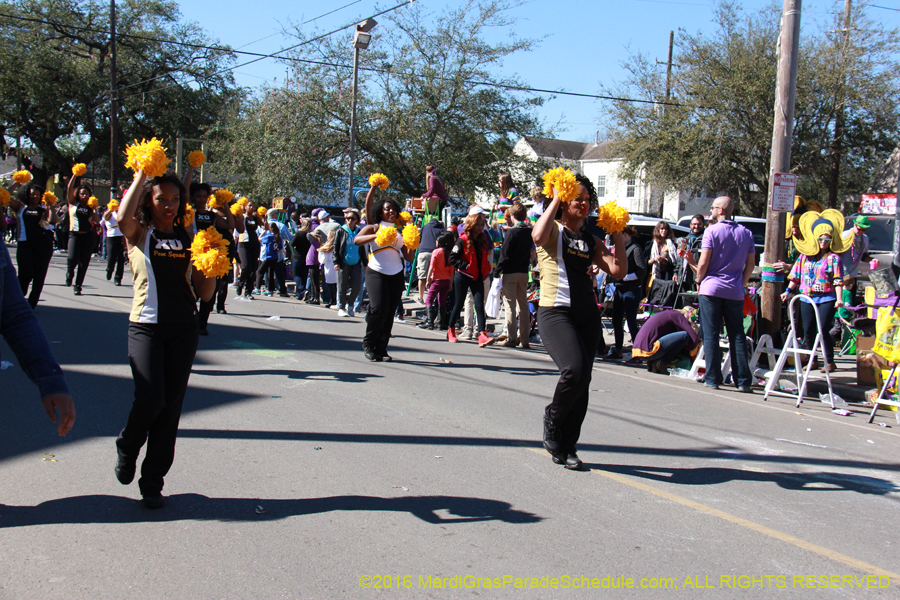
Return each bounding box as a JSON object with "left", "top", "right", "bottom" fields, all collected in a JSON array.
[{"left": 347, "top": 18, "right": 376, "bottom": 207}]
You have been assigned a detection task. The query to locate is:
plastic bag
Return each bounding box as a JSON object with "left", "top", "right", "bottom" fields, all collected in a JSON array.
[
  {"left": 485, "top": 277, "right": 502, "bottom": 318},
  {"left": 667, "top": 368, "right": 695, "bottom": 379}
]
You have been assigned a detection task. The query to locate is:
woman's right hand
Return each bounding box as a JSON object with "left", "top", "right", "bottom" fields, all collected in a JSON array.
[
  {"left": 773, "top": 261, "right": 788, "bottom": 272},
  {"left": 780, "top": 292, "right": 789, "bottom": 302}
]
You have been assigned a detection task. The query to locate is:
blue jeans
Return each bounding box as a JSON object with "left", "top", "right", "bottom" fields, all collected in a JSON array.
[
  {"left": 699, "top": 295, "right": 751, "bottom": 388},
  {"left": 0, "top": 238, "right": 69, "bottom": 399},
  {"left": 354, "top": 275, "right": 367, "bottom": 312},
  {"left": 654, "top": 330, "right": 691, "bottom": 365},
  {"left": 613, "top": 287, "right": 640, "bottom": 350}
]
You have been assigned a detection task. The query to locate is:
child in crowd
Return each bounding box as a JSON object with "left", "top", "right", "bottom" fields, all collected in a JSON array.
[
  {"left": 418, "top": 231, "right": 457, "bottom": 330},
  {"left": 257, "top": 222, "right": 283, "bottom": 296},
  {"left": 318, "top": 229, "right": 338, "bottom": 308}
]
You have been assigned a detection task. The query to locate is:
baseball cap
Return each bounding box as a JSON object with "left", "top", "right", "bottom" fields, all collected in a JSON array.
[
  {"left": 467, "top": 205, "right": 486, "bottom": 216},
  {"left": 853, "top": 215, "right": 871, "bottom": 229}
]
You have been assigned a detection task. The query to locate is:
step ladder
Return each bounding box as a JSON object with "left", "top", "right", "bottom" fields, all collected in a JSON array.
[
  {"left": 867, "top": 364, "right": 900, "bottom": 424},
  {"left": 763, "top": 294, "right": 836, "bottom": 408}
]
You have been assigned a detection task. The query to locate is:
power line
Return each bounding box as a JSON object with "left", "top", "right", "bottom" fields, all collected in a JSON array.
[{"left": 870, "top": 4, "right": 900, "bottom": 11}]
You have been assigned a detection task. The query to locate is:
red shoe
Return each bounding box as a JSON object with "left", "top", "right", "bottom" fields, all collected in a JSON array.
[
  {"left": 478, "top": 331, "right": 495, "bottom": 347},
  {"left": 447, "top": 328, "right": 458, "bottom": 343}
]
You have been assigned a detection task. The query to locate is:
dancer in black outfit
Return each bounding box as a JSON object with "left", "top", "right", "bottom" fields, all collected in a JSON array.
[
  {"left": 65, "top": 176, "right": 98, "bottom": 295},
  {"left": 10, "top": 181, "right": 58, "bottom": 308},
  {"left": 190, "top": 183, "right": 238, "bottom": 334},
  {"left": 114, "top": 169, "right": 215, "bottom": 509},
  {"left": 532, "top": 174, "right": 626, "bottom": 470},
  {"left": 236, "top": 200, "right": 260, "bottom": 298}
]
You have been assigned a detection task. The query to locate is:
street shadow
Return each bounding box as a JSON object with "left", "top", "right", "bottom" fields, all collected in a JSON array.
[
  {"left": 598, "top": 463, "right": 900, "bottom": 496},
  {"left": 400, "top": 358, "right": 557, "bottom": 377},
  {"left": 0, "top": 493, "right": 542, "bottom": 528},
  {"left": 192, "top": 369, "right": 381, "bottom": 384}
]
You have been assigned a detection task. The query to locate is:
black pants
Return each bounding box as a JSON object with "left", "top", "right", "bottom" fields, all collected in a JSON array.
[
  {"left": 238, "top": 243, "right": 258, "bottom": 295},
  {"left": 612, "top": 287, "right": 641, "bottom": 350},
  {"left": 198, "top": 277, "right": 228, "bottom": 328},
  {"left": 117, "top": 320, "right": 199, "bottom": 497},
  {"left": 448, "top": 273, "right": 486, "bottom": 333},
  {"left": 17, "top": 235, "right": 54, "bottom": 308},
  {"left": 106, "top": 236, "right": 126, "bottom": 283},
  {"left": 307, "top": 264, "right": 321, "bottom": 302},
  {"left": 538, "top": 306, "right": 602, "bottom": 453},
  {"left": 364, "top": 268, "right": 404, "bottom": 355},
  {"left": 67, "top": 232, "right": 93, "bottom": 289},
  {"left": 256, "top": 259, "right": 278, "bottom": 290},
  {"left": 800, "top": 300, "right": 837, "bottom": 365}
]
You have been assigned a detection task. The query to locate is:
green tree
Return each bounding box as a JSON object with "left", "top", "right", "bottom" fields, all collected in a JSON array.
[
  {"left": 215, "top": 0, "right": 548, "bottom": 207},
  {"left": 603, "top": 1, "right": 900, "bottom": 216},
  {"left": 0, "top": 0, "right": 236, "bottom": 184}
]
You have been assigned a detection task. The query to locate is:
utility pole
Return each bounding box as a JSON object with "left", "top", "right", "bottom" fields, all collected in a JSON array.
[
  {"left": 109, "top": 0, "right": 119, "bottom": 199},
  {"left": 665, "top": 30, "right": 674, "bottom": 101},
  {"left": 828, "top": 0, "right": 852, "bottom": 208},
  {"left": 761, "top": 0, "right": 802, "bottom": 339}
]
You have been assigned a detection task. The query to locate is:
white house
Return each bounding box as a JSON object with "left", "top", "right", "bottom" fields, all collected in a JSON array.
[{"left": 481, "top": 136, "right": 714, "bottom": 220}]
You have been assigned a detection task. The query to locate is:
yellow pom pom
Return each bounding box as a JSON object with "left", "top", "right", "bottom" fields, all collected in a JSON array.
[
  {"left": 72, "top": 163, "right": 87, "bottom": 177},
  {"left": 0, "top": 189, "right": 10, "bottom": 207},
  {"left": 107, "top": 199, "right": 120, "bottom": 212},
  {"left": 399, "top": 211, "right": 413, "bottom": 224},
  {"left": 402, "top": 223, "right": 421, "bottom": 251},
  {"left": 87, "top": 196, "right": 99, "bottom": 209},
  {"left": 124, "top": 138, "right": 170, "bottom": 178},
  {"left": 237, "top": 197, "right": 249, "bottom": 207},
  {"left": 182, "top": 205, "right": 195, "bottom": 228},
  {"left": 257, "top": 206, "right": 267, "bottom": 217},
  {"left": 230, "top": 203, "right": 243, "bottom": 216},
  {"left": 188, "top": 150, "right": 206, "bottom": 168},
  {"left": 208, "top": 188, "right": 234, "bottom": 209},
  {"left": 541, "top": 167, "right": 579, "bottom": 203},
  {"left": 42, "top": 191, "right": 57, "bottom": 206},
  {"left": 190, "top": 228, "right": 231, "bottom": 278},
  {"left": 375, "top": 225, "right": 398, "bottom": 247},
  {"left": 595, "top": 201, "right": 630, "bottom": 234},
  {"left": 368, "top": 173, "right": 389, "bottom": 190},
  {"left": 13, "top": 170, "right": 32, "bottom": 185}
]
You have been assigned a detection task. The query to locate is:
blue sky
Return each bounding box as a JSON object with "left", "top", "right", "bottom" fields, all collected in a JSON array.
[{"left": 178, "top": 0, "right": 899, "bottom": 143}]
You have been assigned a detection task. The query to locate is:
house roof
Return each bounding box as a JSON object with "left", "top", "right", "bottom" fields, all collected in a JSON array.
[{"left": 521, "top": 136, "right": 621, "bottom": 161}]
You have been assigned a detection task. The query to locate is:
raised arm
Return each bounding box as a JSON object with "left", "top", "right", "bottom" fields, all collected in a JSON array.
[
  {"left": 532, "top": 193, "right": 559, "bottom": 248},
  {"left": 364, "top": 185, "right": 377, "bottom": 224},
  {"left": 117, "top": 171, "right": 146, "bottom": 244},
  {"left": 66, "top": 175, "right": 78, "bottom": 205}
]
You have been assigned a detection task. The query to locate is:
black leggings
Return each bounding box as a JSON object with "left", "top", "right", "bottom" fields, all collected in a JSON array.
[
  {"left": 67, "top": 232, "right": 93, "bottom": 288},
  {"left": 800, "top": 300, "right": 837, "bottom": 364},
  {"left": 538, "top": 306, "right": 602, "bottom": 453},
  {"left": 106, "top": 236, "right": 126, "bottom": 283},
  {"left": 17, "top": 235, "right": 54, "bottom": 308},
  {"left": 238, "top": 242, "right": 258, "bottom": 293},
  {"left": 448, "top": 273, "right": 486, "bottom": 333},
  {"left": 256, "top": 259, "right": 278, "bottom": 290},
  {"left": 363, "top": 268, "right": 404, "bottom": 355},
  {"left": 117, "top": 320, "right": 199, "bottom": 497},
  {"left": 198, "top": 277, "right": 228, "bottom": 328},
  {"left": 612, "top": 287, "right": 640, "bottom": 350}
]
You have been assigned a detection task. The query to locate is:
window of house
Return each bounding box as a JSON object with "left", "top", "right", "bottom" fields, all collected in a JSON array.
[
  {"left": 626, "top": 178, "right": 636, "bottom": 198},
  {"left": 597, "top": 176, "right": 606, "bottom": 198}
]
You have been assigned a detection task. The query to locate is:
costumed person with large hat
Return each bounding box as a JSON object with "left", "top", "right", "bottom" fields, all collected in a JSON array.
[
  {"left": 780, "top": 208, "right": 850, "bottom": 373},
  {"left": 773, "top": 196, "right": 825, "bottom": 276}
]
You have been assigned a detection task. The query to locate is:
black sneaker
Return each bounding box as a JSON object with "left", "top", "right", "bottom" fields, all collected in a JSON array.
[
  {"left": 73, "top": 286, "right": 82, "bottom": 296},
  {"left": 199, "top": 328, "right": 209, "bottom": 336},
  {"left": 552, "top": 452, "right": 585, "bottom": 470},
  {"left": 542, "top": 417, "right": 562, "bottom": 456},
  {"left": 114, "top": 454, "right": 136, "bottom": 485},
  {"left": 364, "top": 347, "right": 381, "bottom": 362},
  {"left": 114, "top": 280, "right": 122, "bottom": 286},
  {"left": 379, "top": 353, "right": 393, "bottom": 362},
  {"left": 65, "top": 277, "right": 72, "bottom": 287},
  {"left": 605, "top": 348, "right": 623, "bottom": 360},
  {"left": 216, "top": 308, "right": 227, "bottom": 314},
  {"left": 142, "top": 494, "right": 165, "bottom": 509}
]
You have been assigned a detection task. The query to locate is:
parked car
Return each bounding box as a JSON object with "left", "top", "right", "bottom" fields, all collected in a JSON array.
[{"left": 676, "top": 214, "right": 765, "bottom": 262}]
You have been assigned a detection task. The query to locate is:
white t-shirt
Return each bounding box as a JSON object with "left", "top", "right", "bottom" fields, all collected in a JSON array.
[
  {"left": 107, "top": 212, "right": 124, "bottom": 237},
  {"left": 367, "top": 222, "right": 404, "bottom": 275}
]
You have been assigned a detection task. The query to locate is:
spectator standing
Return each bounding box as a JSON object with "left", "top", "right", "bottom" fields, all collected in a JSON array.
[
  {"left": 494, "top": 203, "right": 533, "bottom": 348},
  {"left": 290, "top": 217, "right": 311, "bottom": 300},
  {"left": 648, "top": 221, "right": 677, "bottom": 282},
  {"left": 606, "top": 226, "right": 647, "bottom": 359},
  {"left": 838, "top": 215, "right": 870, "bottom": 278},
  {"left": 334, "top": 208, "right": 362, "bottom": 317},
  {"left": 421, "top": 165, "right": 451, "bottom": 218},
  {"left": 416, "top": 217, "right": 444, "bottom": 304},
  {"left": 685, "top": 196, "right": 755, "bottom": 392},
  {"left": 676, "top": 215, "right": 705, "bottom": 291}
]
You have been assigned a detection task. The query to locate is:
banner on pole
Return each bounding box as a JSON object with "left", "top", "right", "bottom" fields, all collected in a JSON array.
[{"left": 771, "top": 173, "right": 796, "bottom": 212}]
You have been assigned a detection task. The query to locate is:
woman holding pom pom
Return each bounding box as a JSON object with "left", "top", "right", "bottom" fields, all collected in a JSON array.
[
  {"left": 532, "top": 173, "right": 626, "bottom": 470},
  {"left": 103, "top": 200, "right": 126, "bottom": 286},
  {"left": 356, "top": 184, "right": 415, "bottom": 361},
  {"left": 114, "top": 168, "right": 216, "bottom": 509},
  {"left": 65, "top": 173, "right": 99, "bottom": 295},
  {"left": 9, "top": 181, "right": 57, "bottom": 308}
]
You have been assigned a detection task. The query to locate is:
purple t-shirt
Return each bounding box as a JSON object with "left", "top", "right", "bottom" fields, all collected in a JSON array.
[{"left": 699, "top": 220, "right": 755, "bottom": 301}]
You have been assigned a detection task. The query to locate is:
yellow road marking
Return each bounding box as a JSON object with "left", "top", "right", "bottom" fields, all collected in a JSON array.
[{"left": 528, "top": 447, "right": 899, "bottom": 579}]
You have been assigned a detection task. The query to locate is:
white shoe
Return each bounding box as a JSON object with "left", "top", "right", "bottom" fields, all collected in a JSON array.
[
  {"left": 394, "top": 316, "right": 405, "bottom": 323},
  {"left": 338, "top": 309, "right": 348, "bottom": 317},
  {"left": 347, "top": 307, "right": 355, "bottom": 317}
]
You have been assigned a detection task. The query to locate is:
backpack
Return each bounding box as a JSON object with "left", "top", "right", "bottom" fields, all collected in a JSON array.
[{"left": 342, "top": 225, "right": 360, "bottom": 265}]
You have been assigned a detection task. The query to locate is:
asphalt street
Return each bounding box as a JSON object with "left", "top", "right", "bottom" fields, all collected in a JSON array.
[{"left": 2, "top": 250, "right": 899, "bottom": 600}]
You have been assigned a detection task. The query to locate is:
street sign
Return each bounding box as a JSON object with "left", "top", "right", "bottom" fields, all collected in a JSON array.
[{"left": 771, "top": 172, "right": 796, "bottom": 212}]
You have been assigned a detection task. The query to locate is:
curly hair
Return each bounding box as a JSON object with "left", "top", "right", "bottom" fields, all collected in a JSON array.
[
  {"left": 373, "top": 198, "right": 402, "bottom": 224},
  {"left": 463, "top": 213, "right": 488, "bottom": 253},
  {"left": 16, "top": 181, "right": 45, "bottom": 205},
  {"left": 134, "top": 173, "right": 188, "bottom": 228}
]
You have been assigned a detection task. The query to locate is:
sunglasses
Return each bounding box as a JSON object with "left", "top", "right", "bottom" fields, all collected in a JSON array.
[{"left": 817, "top": 236, "right": 833, "bottom": 242}]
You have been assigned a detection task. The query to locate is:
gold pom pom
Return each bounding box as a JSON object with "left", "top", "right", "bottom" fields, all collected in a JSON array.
[
  {"left": 398, "top": 211, "right": 413, "bottom": 225},
  {"left": 208, "top": 188, "right": 234, "bottom": 209},
  {"left": 0, "top": 189, "right": 10, "bottom": 207},
  {"left": 107, "top": 199, "right": 120, "bottom": 212},
  {"left": 42, "top": 191, "right": 57, "bottom": 206},
  {"left": 541, "top": 167, "right": 579, "bottom": 203},
  {"left": 230, "top": 203, "right": 243, "bottom": 216},
  {"left": 72, "top": 163, "right": 87, "bottom": 177},
  {"left": 87, "top": 196, "right": 99, "bottom": 209},
  {"left": 124, "top": 138, "right": 170, "bottom": 178},
  {"left": 182, "top": 205, "right": 195, "bottom": 228},
  {"left": 375, "top": 225, "right": 398, "bottom": 247},
  {"left": 190, "top": 228, "right": 232, "bottom": 278},
  {"left": 188, "top": 150, "right": 206, "bottom": 168},
  {"left": 257, "top": 206, "right": 267, "bottom": 217},
  {"left": 237, "top": 196, "right": 249, "bottom": 207},
  {"left": 402, "top": 223, "right": 420, "bottom": 250},
  {"left": 13, "top": 170, "right": 32, "bottom": 185},
  {"left": 595, "top": 201, "right": 630, "bottom": 234},
  {"left": 368, "top": 173, "right": 389, "bottom": 190}
]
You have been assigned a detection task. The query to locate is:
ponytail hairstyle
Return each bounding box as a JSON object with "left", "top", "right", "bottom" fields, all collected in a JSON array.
[{"left": 436, "top": 230, "right": 456, "bottom": 267}]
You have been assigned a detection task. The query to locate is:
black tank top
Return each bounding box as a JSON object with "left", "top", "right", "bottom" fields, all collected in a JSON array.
[
  {"left": 70, "top": 204, "right": 93, "bottom": 233},
  {"left": 129, "top": 226, "right": 197, "bottom": 323},
  {"left": 20, "top": 206, "right": 45, "bottom": 241},
  {"left": 243, "top": 216, "right": 259, "bottom": 246},
  {"left": 195, "top": 210, "right": 216, "bottom": 231}
]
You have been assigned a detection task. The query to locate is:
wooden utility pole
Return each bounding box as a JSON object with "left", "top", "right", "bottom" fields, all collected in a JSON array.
[
  {"left": 828, "top": 0, "right": 852, "bottom": 208},
  {"left": 761, "top": 0, "right": 802, "bottom": 339},
  {"left": 109, "top": 0, "right": 119, "bottom": 198},
  {"left": 665, "top": 30, "right": 674, "bottom": 101}
]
